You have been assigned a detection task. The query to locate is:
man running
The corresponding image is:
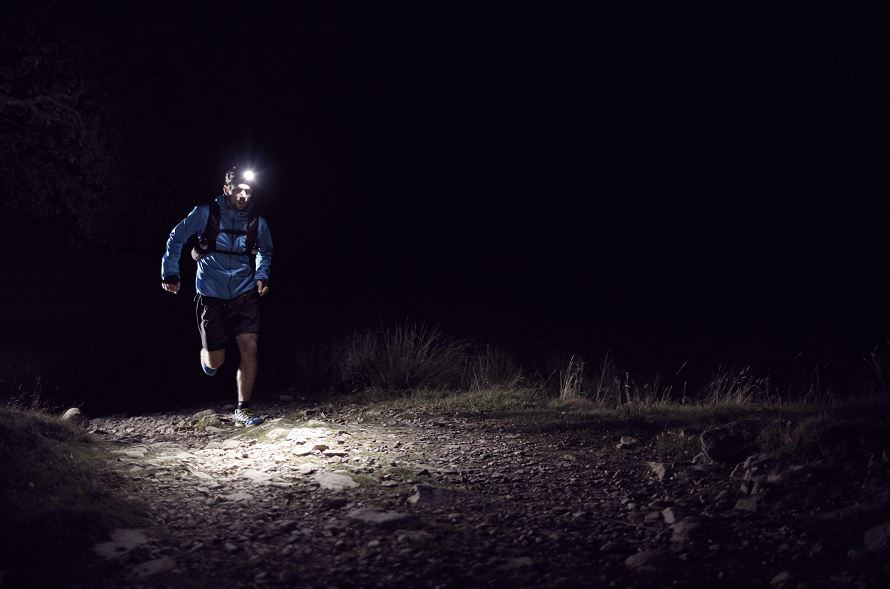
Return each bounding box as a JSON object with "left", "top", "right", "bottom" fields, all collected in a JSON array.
[{"left": 161, "top": 166, "right": 273, "bottom": 427}]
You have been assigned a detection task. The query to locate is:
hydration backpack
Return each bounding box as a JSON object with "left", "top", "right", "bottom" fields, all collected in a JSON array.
[{"left": 191, "top": 201, "right": 259, "bottom": 265}]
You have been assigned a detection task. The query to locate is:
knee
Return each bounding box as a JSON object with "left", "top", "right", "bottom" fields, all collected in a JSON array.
[{"left": 238, "top": 335, "right": 258, "bottom": 358}]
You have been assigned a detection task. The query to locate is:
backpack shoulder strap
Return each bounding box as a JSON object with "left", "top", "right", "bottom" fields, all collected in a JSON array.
[{"left": 191, "top": 201, "right": 221, "bottom": 261}]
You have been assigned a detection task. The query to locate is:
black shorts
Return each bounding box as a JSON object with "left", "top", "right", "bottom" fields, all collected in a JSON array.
[{"left": 195, "top": 289, "right": 261, "bottom": 351}]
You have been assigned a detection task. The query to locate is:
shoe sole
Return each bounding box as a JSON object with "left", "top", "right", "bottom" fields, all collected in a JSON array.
[{"left": 234, "top": 420, "right": 264, "bottom": 428}]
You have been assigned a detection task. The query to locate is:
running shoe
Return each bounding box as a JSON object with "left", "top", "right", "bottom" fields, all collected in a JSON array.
[
  {"left": 201, "top": 359, "right": 217, "bottom": 376},
  {"left": 234, "top": 408, "right": 264, "bottom": 427}
]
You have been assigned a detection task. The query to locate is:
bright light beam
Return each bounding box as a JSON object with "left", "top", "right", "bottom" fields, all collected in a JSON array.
[{"left": 243, "top": 170, "right": 255, "bottom": 181}]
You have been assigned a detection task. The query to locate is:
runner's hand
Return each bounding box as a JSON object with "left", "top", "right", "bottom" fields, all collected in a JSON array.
[
  {"left": 162, "top": 281, "right": 180, "bottom": 294},
  {"left": 257, "top": 280, "right": 269, "bottom": 296}
]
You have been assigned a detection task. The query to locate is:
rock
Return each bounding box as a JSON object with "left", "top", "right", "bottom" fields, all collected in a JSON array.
[
  {"left": 347, "top": 507, "right": 413, "bottom": 526},
  {"left": 616, "top": 436, "right": 638, "bottom": 450},
  {"left": 863, "top": 521, "right": 890, "bottom": 553},
  {"left": 395, "top": 529, "right": 434, "bottom": 543},
  {"left": 92, "top": 529, "right": 150, "bottom": 559},
  {"left": 700, "top": 420, "right": 764, "bottom": 461},
  {"left": 691, "top": 452, "right": 712, "bottom": 464},
  {"left": 279, "top": 571, "right": 299, "bottom": 583},
  {"left": 220, "top": 492, "right": 254, "bottom": 503},
  {"left": 266, "top": 428, "right": 291, "bottom": 440},
  {"left": 270, "top": 520, "right": 298, "bottom": 534},
  {"left": 62, "top": 407, "right": 88, "bottom": 426},
  {"left": 131, "top": 557, "right": 177, "bottom": 578},
  {"left": 648, "top": 461, "right": 669, "bottom": 481},
  {"left": 743, "top": 452, "right": 773, "bottom": 469},
  {"left": 223, "top": 543, "right": 239, "bottom": 554},
  {"left": 304, "top": 420, "right": 328, "bottom": 428},
  {"left": 671, "top": 518, "right": 702, "bottom": 543},
  {"left": 624, "top": 550, "right": 670, "bottom": 571},
  {"left": 734, "top": 496, "right": 762, "bottom": 512},
  {"left": 770, "top": 571, "right": 793, "bottom": 585},
  {"left": 322, "top": 497, "right": 349, "bottom": 509},
  {"left": 241, "top": 470, "right": 274, "bottom": 484},
  {"left": 407, "top": 484, "right": 465, "bottom": 507},
  {"left": 661, "top": 507, "right": 690, "bottom": 524},
  {"left": 297, "top": 463, "right": 320, "bottom": 475},
  {"left": 819, "top": 501, "right": 887, "bottom": 522},
  {"left": 312, "top": 472, "right": 359, "bottom": 491}
]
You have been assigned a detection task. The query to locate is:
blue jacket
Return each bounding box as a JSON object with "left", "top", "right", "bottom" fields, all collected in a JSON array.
[{"left": 161, "top": 195, "right": 273, "bottom": 299}]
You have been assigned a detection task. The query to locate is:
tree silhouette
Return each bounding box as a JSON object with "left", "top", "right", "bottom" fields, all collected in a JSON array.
[{"left": 0, "top": 2, "right": 181, "bottom": 251}]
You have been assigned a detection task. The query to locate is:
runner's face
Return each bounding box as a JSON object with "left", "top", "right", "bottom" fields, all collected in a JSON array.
[{"left": 225, "top": 183, "right": 253, "bottom": 210}]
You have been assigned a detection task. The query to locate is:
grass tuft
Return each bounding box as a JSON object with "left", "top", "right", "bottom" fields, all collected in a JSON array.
[{"left": 0, "top": 405, "right": 149, "bottom": 584}]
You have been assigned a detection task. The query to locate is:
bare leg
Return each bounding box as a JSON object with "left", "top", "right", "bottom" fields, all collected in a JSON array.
[
  {"left": 201, "top": 348, "right": 225, "bottom": 369},
  {"left": 236, "top": 333, "right": 259, "bottom": 403}
]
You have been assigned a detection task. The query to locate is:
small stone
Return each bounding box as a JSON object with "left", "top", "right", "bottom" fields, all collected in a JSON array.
[
  {"left": 297, "top": 463, "right": 320, "bottom": 475},
  {"left": 131, "top": 557, "right": 177, "bottom": 578},
  {"left": 223, "top": 543, "right": 239, "bottom": 554},
  {"left": 322, "top": 497, "right": 349, "bottom": 509},
  {"left": 407, "top": 484, "right": 465, "bottom": 507},
  {"left": 347, "top": 507, "right": 413, "bottom": 525},
  {"left": 221, "top": 492, "right": 254, "bottom": 503},
  {"left": 279, "top": 571, "right": 298, "bottom": 583},
  {"left": 62, "top": 408, "right": 88, "bottom": 426},
  {"left": 770, "top": 571, "right": 793, "bottom": 585},
  {"left": 662, "top": 507, "right": 689, "bottom": 524},
  {"left": 624, "top": 550, "right": 670, "bottom": 571},
  {"left": 672, "top": 518, "right": 702, "bottom": 543},
  {"left": 863, "top": 521, "right": 890, "bottom": 553},
  {"left": 312, "top": 472, "right": 359, "bottom": 491},
  {"left": 648, "top": 462, "right": 669, "bottom": 481},
  {"left": 735, "top": 496, "right": 762, "bottom": 512},
  {"left": 616, "top": 436, "right": 638, "bottom": 449},
  {"left": 395, "top": 529, "right": 433, "bottom": 543}
]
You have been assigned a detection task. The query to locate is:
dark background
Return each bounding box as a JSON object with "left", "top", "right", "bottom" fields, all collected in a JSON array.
[{"left": 2, "top": 3, "right": 886, "bottom": 412}]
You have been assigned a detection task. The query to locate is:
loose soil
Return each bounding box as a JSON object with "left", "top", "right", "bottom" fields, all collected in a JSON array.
[{"left": 12, "top": 401, "right": 890, "bottom": 589}]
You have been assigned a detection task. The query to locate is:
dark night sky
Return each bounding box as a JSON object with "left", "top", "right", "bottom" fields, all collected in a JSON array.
[
  {"left": 3, "top": 3, "right": 887, "bottom": 404},
  {"left": 139, "top": 5, "right": 884, "bottom": 338}
]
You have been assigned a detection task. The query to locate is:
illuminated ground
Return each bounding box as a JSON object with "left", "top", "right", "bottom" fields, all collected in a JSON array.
[{"left": 74, "top": 402, "right": 890, "bottom": 588}]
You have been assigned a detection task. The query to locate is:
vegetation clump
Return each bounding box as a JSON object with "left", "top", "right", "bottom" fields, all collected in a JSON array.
[{"left": 0, "top": 404, "right": 148, "bottom": 584}]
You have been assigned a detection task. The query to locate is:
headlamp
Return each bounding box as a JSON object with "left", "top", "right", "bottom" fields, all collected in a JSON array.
[{"left": 225, "top": 166, "right": 256, "bottom": 187}]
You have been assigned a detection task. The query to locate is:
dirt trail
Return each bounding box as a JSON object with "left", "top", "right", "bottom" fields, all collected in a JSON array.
[{"left": 66, "top": 402, "right": 890, "bottom": 588}]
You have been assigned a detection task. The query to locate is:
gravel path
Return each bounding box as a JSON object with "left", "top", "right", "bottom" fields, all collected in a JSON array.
[{"left": 79, "top": 402, "right": 889, "bottom": 588}]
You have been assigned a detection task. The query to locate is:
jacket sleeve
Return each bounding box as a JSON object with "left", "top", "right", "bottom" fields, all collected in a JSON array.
[
  {"left": 161, "top": 206, "right": 208, "bottom": 281},
  {"left": 254, "top": 216, "right": 273, "bottom": 285}
]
